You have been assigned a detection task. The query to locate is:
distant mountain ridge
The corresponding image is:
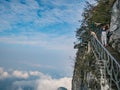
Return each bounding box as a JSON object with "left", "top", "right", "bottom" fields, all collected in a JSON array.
[{"left": 57, "top": 87, "right": 67, "bottom": 90}]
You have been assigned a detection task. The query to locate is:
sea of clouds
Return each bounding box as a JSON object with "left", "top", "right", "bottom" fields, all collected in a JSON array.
[{"left": 0, "top": 67, "right": 72, "bottom": 90}]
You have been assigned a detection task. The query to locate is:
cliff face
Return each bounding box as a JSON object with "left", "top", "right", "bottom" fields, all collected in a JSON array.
[
  {"left": 72, "top": 0, "right": 120, "bottom": 90},
  {"left": 110, "top": 0, "right": 120, "bottom": 53}
]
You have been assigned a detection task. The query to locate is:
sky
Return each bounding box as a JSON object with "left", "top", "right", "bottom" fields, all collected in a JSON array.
[{"left": 0, "top": 0, "right": 90, "bottom": 90}]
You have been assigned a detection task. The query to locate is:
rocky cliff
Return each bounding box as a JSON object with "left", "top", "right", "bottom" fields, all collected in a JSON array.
[
  {"left": 110, "top": 0, "right": 120, "bottom": 53},
  {"left": 72, "top": 0, "right": 120, "bottom": 90}
]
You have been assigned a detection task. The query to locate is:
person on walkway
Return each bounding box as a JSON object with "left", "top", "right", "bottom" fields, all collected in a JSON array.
[{"left": 101, "top": 25, "right": 107, "bottom": 47}]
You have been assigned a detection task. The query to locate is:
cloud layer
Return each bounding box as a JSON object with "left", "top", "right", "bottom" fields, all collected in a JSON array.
[
  {"left": 0, "top": 67, "right": 72, "bottom": 90},
  {"left": 0, "top": 67, "right": 9, "bottom": 79},
  {"left": 12, "top": 70, "right": 29, "bottom": 79},
  {"left": 37, "top": 77, "right": 71, "bottom": 90},
  {"left": 0, "top": 32, "right": 75, "bottom": 51}
]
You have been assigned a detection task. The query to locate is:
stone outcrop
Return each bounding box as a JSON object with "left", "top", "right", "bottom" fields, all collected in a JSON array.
[{"left": 110, "top": 0, "right": 120, "bottom": 53}]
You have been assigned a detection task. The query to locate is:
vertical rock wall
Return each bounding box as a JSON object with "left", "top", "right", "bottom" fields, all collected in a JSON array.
[{"left": 110, "top": 0, "right": 120, "bottom": 53}]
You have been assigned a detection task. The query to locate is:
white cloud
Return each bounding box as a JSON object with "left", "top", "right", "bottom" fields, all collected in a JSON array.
[
  {"left": 0, "top": 67, "right": 9, "bottom": 79},
  {"left": 12, "top": 73, "right": 72, "bottom": 90},
  {"left": 0, "top": 67, "right": 72, "bottom": 90},
  {"left": 0, "top": 0, "right": 86, "bottom": 31},
  {"left": 34, "top": 0, "right": 85, "bottom": 26},
  {"left": 37, "top": 76, "right": 72, "bottom": 90},
  {"left": 29, "top": 71, "right": 41, "bottom": 76},
  {"left": 12, "top": 70, "right": 29, "bottom": 79},
  {"left": 29, "top": 71, "right": 49, "bottom": 78},
  {"left": 13, "top": 76, "right": 72, "bottom": 90},
  {"left": 0, "top": 32, "right": 75, "bottom": 52}
]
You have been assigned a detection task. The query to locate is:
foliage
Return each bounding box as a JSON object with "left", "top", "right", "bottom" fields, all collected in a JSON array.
[
  {"left": 90, "top": 0, "right": 116, "bottom": 24},
  {"left": 75, "top": 0, "right": 116, "bottom": 42}
]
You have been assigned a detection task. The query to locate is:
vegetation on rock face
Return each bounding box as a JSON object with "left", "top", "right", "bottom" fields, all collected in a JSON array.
[
  {"left": 77, "top": 0, "right": 116, "bottom": 34},
  {"left": 72, "top": 0, "right": 116, "bottom": 90},
  {"left": 90, "top": 0, "right": 116, "bottom": 24}
]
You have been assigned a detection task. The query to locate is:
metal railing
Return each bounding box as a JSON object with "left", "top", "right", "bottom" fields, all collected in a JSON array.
[{"left": 90, "top": 36, "right": 120, "bottom": 90}]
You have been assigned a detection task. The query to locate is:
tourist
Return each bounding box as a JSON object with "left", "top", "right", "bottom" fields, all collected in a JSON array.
[{"left": 101, "top": 25, "right": 107, "bottom": 47}]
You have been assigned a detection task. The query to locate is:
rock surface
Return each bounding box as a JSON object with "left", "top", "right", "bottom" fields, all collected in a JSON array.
[{"left": 110, "top": 0, "right": 120, "bottom": 53}]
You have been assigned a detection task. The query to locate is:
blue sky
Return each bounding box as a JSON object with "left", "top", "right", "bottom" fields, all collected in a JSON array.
[
  {"left": 0, "top": 0, "right": 98, "bottom": 89},
  {"left": 0, "top": 0, "right": 88, "bottom": 79}
]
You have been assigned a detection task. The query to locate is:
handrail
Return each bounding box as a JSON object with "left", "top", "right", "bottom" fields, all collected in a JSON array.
[
  {"left": 90, "top": 36, "right": 120, "bottom": 90},
  {"left": 94, "top": 36, "right": 120, "bottom": 68}
]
